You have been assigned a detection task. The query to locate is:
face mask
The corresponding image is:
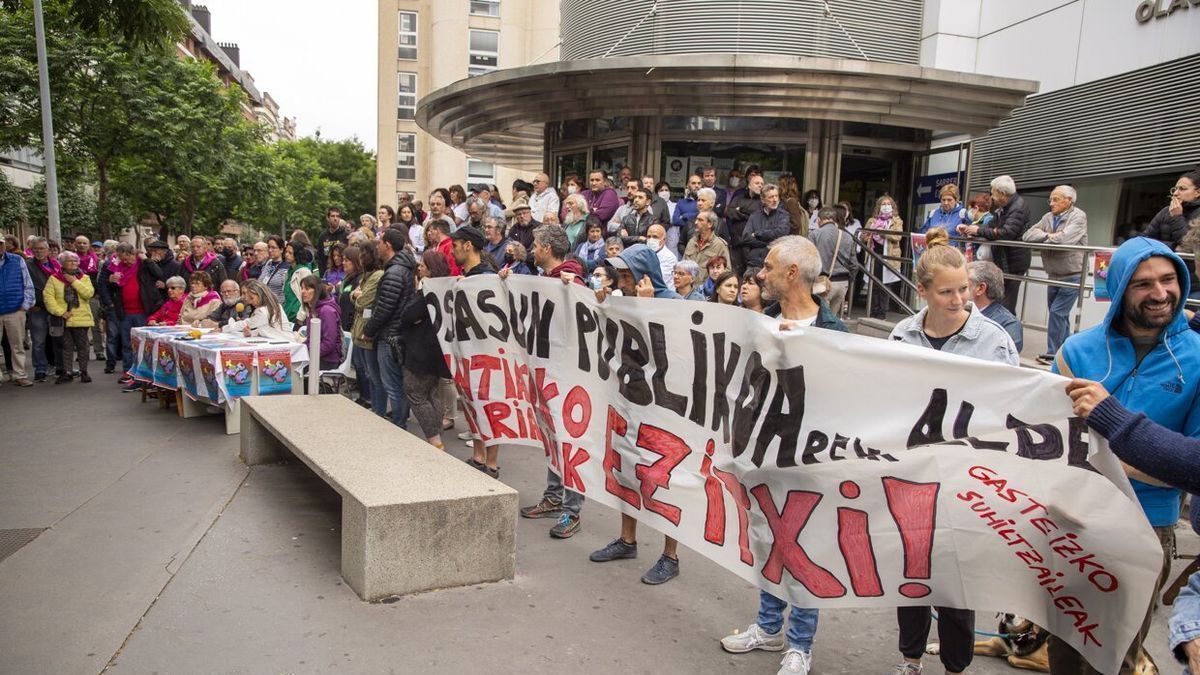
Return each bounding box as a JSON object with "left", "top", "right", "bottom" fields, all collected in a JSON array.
[
  {"left": 807, "top": 199, "right": 819, "bottom": 209},
  {"left": 728, "top": 177, "right": 741, "bottom": 188},
  {"left": 658, "top": 191, "right": 671, "bottom": 201},
  {"left": 567, "top": 185, "right": 578, "bottom": 195},
  {"left": 646, "top": 238, "right": 662, "bottom": 251},
  {"left": 588, "top": 275, "right": 603, "bottom": 291},
  {"left": 880, "top": 205, "right": 894, "bottom": 215}
]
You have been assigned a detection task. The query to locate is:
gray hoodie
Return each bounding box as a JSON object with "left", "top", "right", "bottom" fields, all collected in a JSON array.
[{"left": 889, "top": 303, "right": 1020, "bottom": 365}]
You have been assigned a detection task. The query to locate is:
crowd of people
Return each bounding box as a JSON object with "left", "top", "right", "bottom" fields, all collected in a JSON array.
[{"left": 2, "top": 164, "right": 1199, "bottom": 675}]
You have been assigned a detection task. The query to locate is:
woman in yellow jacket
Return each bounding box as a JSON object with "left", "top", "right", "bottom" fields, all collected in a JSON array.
[{"left": 44, "top": 251, "right": 95, "bottom": 383}]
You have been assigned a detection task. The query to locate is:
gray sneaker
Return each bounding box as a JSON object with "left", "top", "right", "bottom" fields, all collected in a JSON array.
[
  {"left": 778, "top": 649, "right": 813, "bottom": 675},
  {"left": 640, "top": 554, "right": 679, "bottom": 584},
  {"left": 892, "top": 662, "right": 923, "bottom": 674},
  {"left": 720, "top": 623, "right": 786, "bottom": 653},
  {"left": 589, "top": 537, "right": 637, "bottom": 562}
]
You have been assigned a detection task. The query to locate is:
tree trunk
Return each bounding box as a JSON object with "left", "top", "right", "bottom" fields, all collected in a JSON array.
[{"left": 97, "top": 159, "right": 110, "bottom": 239}]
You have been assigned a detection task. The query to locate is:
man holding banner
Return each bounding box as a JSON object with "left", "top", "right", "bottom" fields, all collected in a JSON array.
[
  {"left": 720, "top": 236, "right": 847, "bottom": 675},
  {"left": 425, "top": 230, "right": 1165, "bottom": 675},
  {"left": 1050, "top": 236, "right": 1200, "bottom": 674}
]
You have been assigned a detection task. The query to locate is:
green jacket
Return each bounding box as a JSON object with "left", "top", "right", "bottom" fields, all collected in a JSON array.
[
  {"left": 283, "top": 263, "right": 313, "bottom": 323},
  {"left": 352, "top": 270, "right": 384, "bottom": 348}
]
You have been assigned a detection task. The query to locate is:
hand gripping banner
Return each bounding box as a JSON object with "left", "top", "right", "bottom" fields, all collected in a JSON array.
[{"left": 424, "top": 276, "right": 1163, "bottom": 674}]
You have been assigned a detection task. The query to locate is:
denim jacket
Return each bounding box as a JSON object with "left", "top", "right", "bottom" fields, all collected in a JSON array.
[{"left": 1171, "top": 571, "right": 1200, "bottom": 671}]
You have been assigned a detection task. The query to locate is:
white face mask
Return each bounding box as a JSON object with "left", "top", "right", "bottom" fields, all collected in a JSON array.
[
  {"left": 658, "top": 191, "right": 671, "bottom": 201},
  {"left": 646, "top": 238, "right": 662, "bottom": 251},
  {"left": 728, "top": 177, "right": 741, "bottom": 188},
  {"left": 807, "top": 199, "right": 819, "bottom": 209},
  {"left": 880, "top": 204, "right": 894, "bottom": 215},
  {"left": 566, "top": 185, "right": 578, "bottom": 195}
]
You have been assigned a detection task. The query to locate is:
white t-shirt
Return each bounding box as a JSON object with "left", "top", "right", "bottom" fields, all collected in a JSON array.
[{"left": 775, "top": 314, "right": 816, "bottom": 328}]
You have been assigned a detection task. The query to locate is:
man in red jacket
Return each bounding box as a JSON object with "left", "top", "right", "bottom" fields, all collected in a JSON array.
[{"left": 429, "top": 220, "right": 462, "bottom": 276}]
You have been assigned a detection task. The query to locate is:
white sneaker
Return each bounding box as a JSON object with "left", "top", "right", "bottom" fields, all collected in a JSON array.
[
  {"left": 892, "top": 662, "right": 923, "bottom": 674},
  {"left": 778, "top": 649, "right": 812, "bottom": 675},
  {"left": 720, "top": 623, "right": 785, "bottom": 653},
  {"left": 456, "top": 430, "right": 474, "bottom": 441}
]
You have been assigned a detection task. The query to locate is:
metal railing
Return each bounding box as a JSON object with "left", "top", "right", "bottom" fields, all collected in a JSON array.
[{"left": 844, "top": 230, "right": 1197, "bottom": 333}]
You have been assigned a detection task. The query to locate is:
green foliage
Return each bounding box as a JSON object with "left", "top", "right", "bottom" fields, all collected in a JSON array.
[
  {"left": 0, "top": 0, "right": 372, "bottom": 240},
  {"left": 0, "top": 171, "right": 26, "bottom": 230},
  {"left": 24, "top": 176, "right": 97, "bottom": 238}
]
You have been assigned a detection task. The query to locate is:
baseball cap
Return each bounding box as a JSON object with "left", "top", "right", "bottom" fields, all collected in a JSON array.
[{"left": 448, "top": 226, "right": 486, "bottom": 250}]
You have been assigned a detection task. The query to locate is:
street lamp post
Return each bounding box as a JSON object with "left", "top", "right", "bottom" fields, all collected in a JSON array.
[{"left": 33, "top": 0, "right": 61, "bottom": 244}]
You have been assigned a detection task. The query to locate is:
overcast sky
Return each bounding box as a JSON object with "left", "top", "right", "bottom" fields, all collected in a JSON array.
[{"left": 198, "top": 0, "right": 378, "bottom": 151}]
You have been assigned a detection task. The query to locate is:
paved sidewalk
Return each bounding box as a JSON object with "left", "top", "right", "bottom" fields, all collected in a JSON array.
[{"left": 0, "top": 369, "right": 1189, "bottom": 674}]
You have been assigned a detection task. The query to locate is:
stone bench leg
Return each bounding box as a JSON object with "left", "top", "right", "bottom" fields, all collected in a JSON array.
[
  {"left": 239, "top": 404, "right": 287, "bottom": 465},
  {"left": 339, "top": 492, "right": 518, "bottom": 601}
]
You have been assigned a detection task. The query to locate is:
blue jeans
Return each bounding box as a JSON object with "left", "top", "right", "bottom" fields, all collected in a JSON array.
[
  {"left": 757, "top": 590, "right": 819, "bottom": 651},
  {"left": 375, "top": 341, "right": 408, "bottom": 428},
  {"left": 356, "top": 345, "right": 383, "bottom": 411},
  {"left": 105, "top": 309, "right": 122, "bottom": 369},
  {"left": 1045, "top": 279, "right": 1079, "bottom": 357},
  {"left": 26, "top": 308, "right": 49, "bottom": 376},
  {"left": 119, "top": 313, "right": 147, "bottom": 371}
]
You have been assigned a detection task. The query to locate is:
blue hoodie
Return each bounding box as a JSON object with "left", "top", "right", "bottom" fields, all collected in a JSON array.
[
  {"left": 1054, "top": 237, "right": 1200, "bottom": 526},
  {"left": 617, "top": 244, "right": 682, "bottom": 299}
]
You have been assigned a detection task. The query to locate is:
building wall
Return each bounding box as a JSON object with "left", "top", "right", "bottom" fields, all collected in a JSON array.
[
  {"left": 377, "top": 0, "right": 559, "bottom": 211},
  {"left": 921, "top": 0, "right": 1200, "bottom": 93}
]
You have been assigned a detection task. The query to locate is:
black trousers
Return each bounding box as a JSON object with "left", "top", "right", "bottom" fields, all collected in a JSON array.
[
  {"left": 61, "top": 327, "right": 89, "bottom": 375},
  {"left": 897, "top": 606, "right": 974, "bottom": 673},
  {"left": 1001, "top": 278, "right": 1023, "bottom": 314}
]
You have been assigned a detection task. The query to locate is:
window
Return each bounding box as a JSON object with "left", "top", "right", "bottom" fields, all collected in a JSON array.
[
  {"left": 397, "top": 11, "right": 417, "bottom": 60},
  {"left": 397, "top": 72, "right": 417, "bottom": 120},
  {"left": 468, "top": 30, "right": 499, "bottom": 76},
  {"left": 470, "top": 0, "right": 499, "bottom": 17},
  {"left": 396, "top": 133, "right": 416, "bottom": 181},
  {"left": 467, "top": 158, "right": 495, "bottom": 186}
]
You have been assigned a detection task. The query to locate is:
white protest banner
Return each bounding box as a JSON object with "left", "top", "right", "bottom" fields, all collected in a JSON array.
[{"left": 423, "top": 275, "right": 1162, "bottom": 674}]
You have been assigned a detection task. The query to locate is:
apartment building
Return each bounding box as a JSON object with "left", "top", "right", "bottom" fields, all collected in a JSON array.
[{"left": 376, "top": 0, "right": 558, "bottom": 209}]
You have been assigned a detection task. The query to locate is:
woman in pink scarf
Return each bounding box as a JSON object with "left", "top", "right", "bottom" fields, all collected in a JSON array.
[{"left": 179, "top": 270, "right": 221, "bottom": 325}]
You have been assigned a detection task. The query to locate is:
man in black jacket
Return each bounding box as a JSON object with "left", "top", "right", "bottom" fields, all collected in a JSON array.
[
  {"left": 740, "top": 183, "right": 791, "bottom": 276},
  {"left": 316, "top": 206, "right": 350, "bottom": 275},
  {"left": 725, "top": 173, "right": 764, "bottom": 276},
  {"left": 960, "top": 175, "right": 1031, "bottom": 314},
  {"left": 700, "top": 166, "right": 729, "bottom": 218},
  {"left": 219, "top": 237, "right": 244, "bottom": 280},
  {"left": 362, "top": 228, "right": 416, "bottom": 428}
]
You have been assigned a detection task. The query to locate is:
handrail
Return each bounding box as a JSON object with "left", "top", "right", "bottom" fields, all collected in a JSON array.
[{"left": 842, "top": 228, "right": 1199, "bottom": 337}]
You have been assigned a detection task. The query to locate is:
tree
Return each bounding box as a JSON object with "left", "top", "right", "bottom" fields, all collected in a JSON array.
[
  {"left": 0, "top": 171, "right": 25, "bottom": 231},
  {"left": 0, "top": 0, "right": 188, "bottom": 49},
  {"left": 302, "top": 137, "right": 376, "bottom": 221},
  {"left": 235, "top": 139, "right": 341, "bottom": 238},
  {"left": 24, "top": 176, "right": 97, "bottom": 238}
]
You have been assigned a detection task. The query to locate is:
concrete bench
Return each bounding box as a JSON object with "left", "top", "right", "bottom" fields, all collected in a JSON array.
[{"left": 239, "top": 394, "right": 518, "bottom": 601}]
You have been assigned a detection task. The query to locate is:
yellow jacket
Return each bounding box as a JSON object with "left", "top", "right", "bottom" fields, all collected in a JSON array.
[{"left": 44, "top": 274, "right": 95, "bottom": 328}]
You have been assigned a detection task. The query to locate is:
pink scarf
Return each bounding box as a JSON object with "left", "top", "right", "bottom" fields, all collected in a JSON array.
[
  {"left": 868, "top": 214, "right": 893, "bottom": 247},
  {"left": 78, "top": 252, "right": 99, "bottom": 276},
  {"left": 190, "top": 290, "right": 220, "bottom": 307},
  {"left": 183, "top": 251, "right": 218, "bottom": 273},
  {"left": 35, "top": 257, "right": 67, "bottom": 283},
  {"left": 109, "top": 257, "right": 140, "bottom": 287}
]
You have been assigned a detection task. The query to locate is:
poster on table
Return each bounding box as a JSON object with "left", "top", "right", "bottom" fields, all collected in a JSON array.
[
  {"left": 1094, "top": 251, "right": 1112, "bottom": 302},
  {"left": 128, "top": 334, "right": 142, "bottom": 376},
  {"left": 135, "top": 334, "right": 156, "bottom": 380},
  {"left": 220, "top": 350, "right": 254, "bottom": 400},
  {"left": 152, "top": 340, "right": 178, "bottom": 389},
  {"left": 256, "top": 350, "right": 293, "bottom": 395},
  {"left": 176, "top": 345, "right": 200, "bottom": 399},
  {"left": 424, "top": 275, "right": 1163, "bottom": 675}
]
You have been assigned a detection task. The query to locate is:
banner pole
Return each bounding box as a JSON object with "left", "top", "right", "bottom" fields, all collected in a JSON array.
[{"left": 308, "top": 317, "right": 320, "bottom": 396}]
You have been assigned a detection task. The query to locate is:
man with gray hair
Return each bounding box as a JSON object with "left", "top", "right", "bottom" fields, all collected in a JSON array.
[
  {"left": 1022, "top": 185, "right": 1088, "bottom": 364},
  {"left": 724, "top": 235, "right": 845, "bottom": 674},
  {"left": 740, "top": 182, "right": 791, "bottom": 276},
  {"left": 528, "top": 172, "right": 560, "bottom": 223},
  {"left": 959, "top": 175, "right": 1031, "bottom": 313},
  {"left": 967, "top": 260, "right": 1024, "bottom": 352}
]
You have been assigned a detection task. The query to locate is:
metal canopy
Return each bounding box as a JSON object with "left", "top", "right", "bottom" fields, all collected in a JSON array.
[{"left": 416, "top": 54, "right": 1038, "bottom": 172}]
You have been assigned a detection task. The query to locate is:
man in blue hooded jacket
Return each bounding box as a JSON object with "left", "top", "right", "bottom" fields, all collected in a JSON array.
[
  {"left": 1050, "top": 236, "right": 1200, "bottom": 674},
  {"left": 587, "top": 244, "right": 687, "bottom": 585}
]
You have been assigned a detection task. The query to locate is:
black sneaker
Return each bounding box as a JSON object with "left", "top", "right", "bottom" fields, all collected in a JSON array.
[
  {"left": 640, "top": 554, "right": 680, "bottom": 585},
  {"left": 589, "top": 538, "right": 638, "bottom": 562},
  {"left": 80, "top": 373, "right": 92, "bottom": 383},
  {"left": 54, "top": 374, "right": 72, "bottom": 384},
  {"left": 104, "top": 366, "right": 115, "bottom": 374},
  {"left": 34, "top": 373, "right": 47, "bottom": 383}
]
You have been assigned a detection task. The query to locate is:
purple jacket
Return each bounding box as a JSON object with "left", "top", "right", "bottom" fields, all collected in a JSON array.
[
  {"left": 306, "top": 296, "right": 343, "bottom": 366},
  {"left": 584, "top": 187, "right": 620, "bottom": 223}
]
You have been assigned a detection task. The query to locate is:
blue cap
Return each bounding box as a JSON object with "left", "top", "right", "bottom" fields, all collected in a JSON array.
[{"left": 91, "top": 240, "right": 103, "bottom": 247}]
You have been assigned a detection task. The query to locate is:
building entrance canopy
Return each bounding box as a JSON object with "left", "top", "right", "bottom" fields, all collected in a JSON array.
[{"left": 415, "top": 54, "right": 1037, "bottom": 171}]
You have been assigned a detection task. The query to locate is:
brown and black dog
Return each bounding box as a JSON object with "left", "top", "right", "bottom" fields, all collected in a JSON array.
[{"left": 969, "top": 613, "right": 1158, "bottom": 674}]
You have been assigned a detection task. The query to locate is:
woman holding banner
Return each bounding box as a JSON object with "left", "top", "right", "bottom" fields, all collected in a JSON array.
[{"left": 887, "top": 228, "right": 1019, "bottom": 675}]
